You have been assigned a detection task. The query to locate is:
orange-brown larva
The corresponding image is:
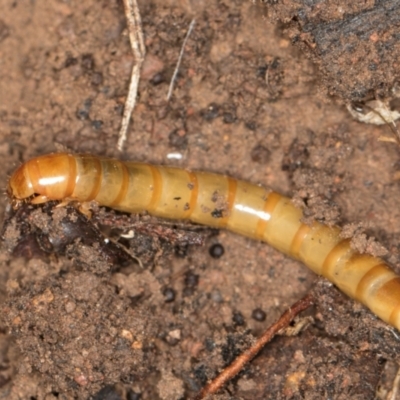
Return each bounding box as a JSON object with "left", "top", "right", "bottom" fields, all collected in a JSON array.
[{"left": 8, "top": 152, "right": 400, "bottom": 330}]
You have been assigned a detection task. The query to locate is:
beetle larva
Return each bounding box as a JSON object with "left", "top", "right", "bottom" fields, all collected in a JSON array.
[{"left": 7, "top": 152, "right": 400, "bottom": 330}]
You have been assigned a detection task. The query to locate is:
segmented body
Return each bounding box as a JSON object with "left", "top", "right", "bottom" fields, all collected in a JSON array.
[{"left": 8, "top": 153, "right": 400, "bottom": 330}]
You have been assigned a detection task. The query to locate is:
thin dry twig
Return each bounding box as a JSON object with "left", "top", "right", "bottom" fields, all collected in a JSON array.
[
  {"left": 117, "top": 0, "right": 146, "bottom": 151},
  {"left": 167, "top": 18, "right": 196, "bottom": 101},
  {"left": 195, "top": 293, "right": 314, "bottom": 399}
]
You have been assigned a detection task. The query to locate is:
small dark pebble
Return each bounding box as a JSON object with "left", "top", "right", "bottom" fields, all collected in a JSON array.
[
  {"left": 201, "top": 103, "right": 220, "bottom": 121},
  {"left": 81, "top": 53, "right": 95, "bottom": 71},
  {"left": 270, "top": 57, "right": 280, "bottom": 69},
  {"left": 127, "top": 391, "right": 142, "bottom": 400},
  {"left": 76, "top": 109, "right": 89, "bottom": 120},
  {"left": 151, "top": 72, "right": 165, "bottom": 85},
  {"left": 185, "top": 271, "right": 199, "bottom": 288},
  {"left": 193, "top": 364, "right": 208, "bottom": 387},
  {"left": 222, "top": 112, "right": 236, "bottom": 124},
  {"left": 64, "top": 56, "right": 78, "bottom": 68},
  {"left": 175, "top": 244, "right": 189, "bottom": 258},
  {"left": 205, "top": 338, "right": 216, "bottom": 352},
  {"left": 281, "top": 139, "right": 309, "bottom": 172},
  {"left": 92, "top": 120, "right": 103, "bottom": 130},
  {"left": 76, "top": 98, "right": 92, "bottom": 120},
  {"left": 209, "top": 243, "right": 224, "bottom": 258},
  {"left": 245, "top": 121, "right": 257, "bottom": 131},
  {"left": 252, "top": 308, "right": 266, "bottom": 321},
  {"left": 377, "top": 357, "right": 387, "bottom": 366},
  {"left": 183, "top": 271, "right": 199, "bottom": 297},
  {"left": 183, "top": 374, "right": 202, "bottom": 392},
  {"left": 232, "top": 311, "right": 245, "bottom": 326},
  {"left": 256, "top": 65, "right": 268, "bottom": 78},
  {"left": 163, "top": 287, "right": 176, "bottom": 303},
  {"left": 121, "top": 373, "right": 136, "bottom": 384},
  {"left": 168, "top": 129, "right": 188, "bottom": 149},
  {"left": 92, "top": 385, "right": 122, "bottom": 400},
  {"left": 250, "top": 144, "right": 271, "bottom": 164}
]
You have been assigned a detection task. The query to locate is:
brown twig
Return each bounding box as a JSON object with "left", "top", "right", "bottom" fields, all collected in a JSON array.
[{"left": 195, "top": 293, "right": 314, "bottom": 399}]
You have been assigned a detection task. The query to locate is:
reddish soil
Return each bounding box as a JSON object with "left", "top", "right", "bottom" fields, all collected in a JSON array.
[{"left": 0, "top": 1, "right": 400, "bottom": 399}]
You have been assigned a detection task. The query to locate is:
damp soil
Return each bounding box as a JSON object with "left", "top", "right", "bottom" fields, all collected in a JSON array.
[{"left": 1, "top": 1, "right": 400, "bottom": 399}]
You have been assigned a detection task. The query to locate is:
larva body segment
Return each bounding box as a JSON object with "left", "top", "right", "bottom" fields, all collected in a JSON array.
[{"left": 7, "top": 153, "right": 400, "bottom": 330}]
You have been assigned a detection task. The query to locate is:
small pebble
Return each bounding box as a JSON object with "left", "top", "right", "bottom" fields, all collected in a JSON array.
[
  {"left": 92, "top": 120, "right": 103, "bottom": 130},
  {"left": 168, "top": 129, "right": 188, "bottom": 149},
  {"left": 64, "top": 56, "right": 78, "bottom": 67},
  {"left": 76, "top": 98, "right": 92, "bottom": 120},
  {"left": 252, "top": 307, "right": 266, "bottom": 321},
  {"left": 184, "top": 271, "right": 199, "bottom": 288},
  {"left": 251, "top": 144, "right": 271, "bottom": 164},
  {"left": 127, "top": 391, "right": 142, "bottom": 400},
  {"left": 232, "top": 311, "right": 245, "bottom": 326},
  {"left": 183, "top": 271, "right": 199, "bottom": 297},
  {"left": 163, "top": 287, "right": 176, "bottom": 303},
  {"left": 151, "top": 72, "right": 164, "bottom": 85},
  {"left": 81, "top": 53, "right": 95, "bottom": 71},
  {"left": 209, "top": 243, "right": 225, "bottom": 258},
  {"left": 92, "top": 385, "right": 122, "bottom": 400},
  {"left": 165, "top": 329, "right": 181, "bottom": 346},
  {"left": 201, "top": 103, "right": 219, "bottom": 121},
  {"left": 222, "top": 112, "right": 236, "bottom": 124},
  {"left": 245, "top": 121, "right": 257, "bottom": 131}
]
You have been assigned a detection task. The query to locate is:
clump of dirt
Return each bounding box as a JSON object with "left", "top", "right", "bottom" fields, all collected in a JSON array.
[
  {"left": 4, "top": 271, "right": 154, "bottom": 398},
  {"left": 267, "top": 0, "right": 400, "bottom": 104}
]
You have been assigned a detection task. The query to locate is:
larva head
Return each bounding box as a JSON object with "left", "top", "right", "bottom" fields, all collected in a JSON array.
[
  {"left": 7, "top": 162, "right": 34, "bottom": 204},
  {"left": 7, "top": 153, "right": 75, "bottom": 206}
]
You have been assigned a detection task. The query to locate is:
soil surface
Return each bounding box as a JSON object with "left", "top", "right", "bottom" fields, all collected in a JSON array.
[{"left": 1, "top": 1, "right": 400, "bottom": 399}]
